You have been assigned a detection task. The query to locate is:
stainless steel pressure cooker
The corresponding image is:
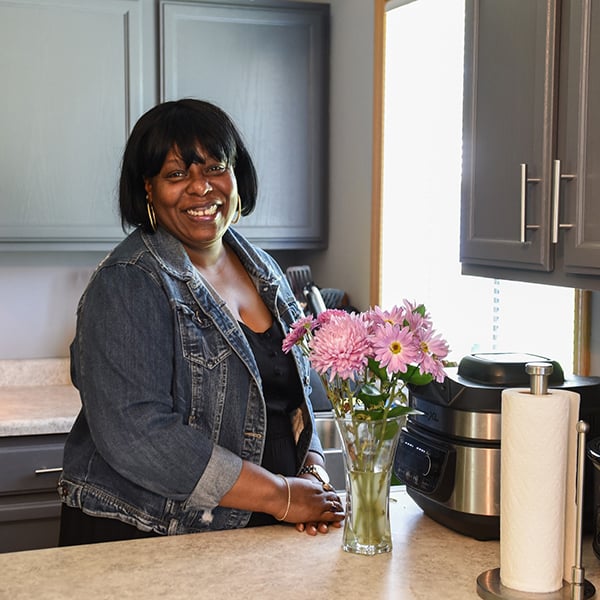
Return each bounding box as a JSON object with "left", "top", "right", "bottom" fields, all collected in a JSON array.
[{"left": 394, "top": 352, "right": 600, "bottom": 540}]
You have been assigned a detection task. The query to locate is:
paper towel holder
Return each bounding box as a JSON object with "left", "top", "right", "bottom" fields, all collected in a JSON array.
[
  {"left": 476, "top": 569, "right": 595, "bottom": 600},
  {"left": 476, "top": 419, "right": 596, "bottom": 600}
]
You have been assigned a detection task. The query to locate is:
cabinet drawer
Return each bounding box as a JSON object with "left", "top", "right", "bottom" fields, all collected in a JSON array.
[{"left": 0, "top": 435, "right": 66, "bottom": 494}]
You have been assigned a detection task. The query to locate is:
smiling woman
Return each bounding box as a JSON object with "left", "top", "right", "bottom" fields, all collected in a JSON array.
[{"left": 57, "top": 99, "right": 345, "bottom": 547}]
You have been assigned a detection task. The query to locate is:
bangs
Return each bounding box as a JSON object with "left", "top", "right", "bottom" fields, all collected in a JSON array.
[{"left": 141, "top": 103, "right": 238, "bottom": 177}]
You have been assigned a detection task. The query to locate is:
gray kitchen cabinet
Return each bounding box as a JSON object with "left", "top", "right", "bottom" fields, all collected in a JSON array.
[
  {"left": 559, "top": 0, "right": 600, "bottom": 276},
  {"left": 0, "top": 0, "right": 329, "bottom": 252},
  {"left": 461, "top": 0, "right": 600, "bottom": 289},
  {"left": 0, "top": 434, "right": 66, "bottom": 553},
  {"left": 0, "top": 0, "right": 146, "bottom": 250},
  {"left": 159, "top": 0, "right": 329, "bottom": 249}
]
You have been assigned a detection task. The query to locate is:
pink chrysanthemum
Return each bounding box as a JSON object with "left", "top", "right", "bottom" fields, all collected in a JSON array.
[
  {"left": 281, "top": 315, "right": 315, "bottom": 353},
  {"left": 371, "top": 322, "right": 419, "bottom": 374},
  {"left": 309, "top": 312, "right": 370, "bottom": 381}
]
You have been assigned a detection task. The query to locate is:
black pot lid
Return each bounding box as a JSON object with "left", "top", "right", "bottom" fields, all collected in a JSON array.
[
  {"left": 409, "top": 365, "right": 600, "bottom": 413},
  {"left": 587, "top": 437, "right": 600, "bottom": 464},
  {"left": 457, "top": 352, "right": 565, "bottom": 387}
]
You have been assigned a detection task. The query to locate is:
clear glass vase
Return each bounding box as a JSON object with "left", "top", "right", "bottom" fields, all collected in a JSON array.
[{"left": 335, "top": 415, "right": 406, "bottom": 555}]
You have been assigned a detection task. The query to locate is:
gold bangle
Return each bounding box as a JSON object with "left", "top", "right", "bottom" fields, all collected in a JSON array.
[{"left": 275, "top": 474, "right": 291, "bottom": 521}]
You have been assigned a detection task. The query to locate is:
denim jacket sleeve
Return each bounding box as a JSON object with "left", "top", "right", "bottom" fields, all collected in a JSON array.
[{"left": 71, "top": 261, "right": 242, "bottom": 509}]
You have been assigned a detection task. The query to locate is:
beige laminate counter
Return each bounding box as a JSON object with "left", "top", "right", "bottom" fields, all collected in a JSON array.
[
  {"left": 2, "top": 489, "right": 599, "bottom": 600},
  {"left": 0, "top": 385, "right": 80, "bottom": 436},
  {"left": 0, "top": 359, "right": 80, "bottom": 437}
]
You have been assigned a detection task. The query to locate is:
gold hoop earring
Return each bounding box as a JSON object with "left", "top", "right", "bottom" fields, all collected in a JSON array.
[
  {"left": 146, "top": 196, "right": 157, "bottom": 232},
  {"left": 231, "top": 195, "right": 242, "bottom": 225}
]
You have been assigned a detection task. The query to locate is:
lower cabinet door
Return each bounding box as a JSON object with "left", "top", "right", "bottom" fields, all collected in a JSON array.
[
  {"left": 0, "top": 492, "right": 61, "bottom": 553},
  {"left": 0, "top": 434, "right": 66, "bottom": 553}
]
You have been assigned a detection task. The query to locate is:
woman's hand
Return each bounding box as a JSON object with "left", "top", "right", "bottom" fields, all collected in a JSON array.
[
  {"left": 218, "top": 460, "right": 344, "bottom": 533},
  {"left": 282, "top": 477, "right": 345, "bottom": 535}
]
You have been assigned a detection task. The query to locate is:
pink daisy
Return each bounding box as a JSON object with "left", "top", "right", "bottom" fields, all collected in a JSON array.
[
  {"left": 281, "top": 315, "right": 314, "bottom": 353},
  {"left": 371, "top": 322, "right": 419, "bottom": 374},
  {"left": 402, "top": 299, "right": 430, "bottom": 331},
  {"left": 418, "top": 352, "right": 447, "bottom": 383},
  {"left": 416, "top": 329, "right": 449, "bottom": 360},
  {"left": 366, "top": 305, "right": 406, "bottom": 330},
  {"left": 415, "top": 329, "right": 450, "bottom": 382}
]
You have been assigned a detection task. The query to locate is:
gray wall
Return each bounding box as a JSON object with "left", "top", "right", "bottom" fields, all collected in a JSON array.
[
  {"left": 292, "top": 0, "right": 375, "bottom": 310},
  {"left": 0, "top": 253, "right": 102, "bottom": 359}
]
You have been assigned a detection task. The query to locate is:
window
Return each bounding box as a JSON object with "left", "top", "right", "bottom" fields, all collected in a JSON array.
[{"left": 381, "top": 0, "right": 575, "bottom": 371}]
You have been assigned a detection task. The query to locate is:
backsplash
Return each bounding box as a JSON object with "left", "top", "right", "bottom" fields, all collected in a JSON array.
[{"left": 0, "top": 359, "right": 70, "bottom": 386}]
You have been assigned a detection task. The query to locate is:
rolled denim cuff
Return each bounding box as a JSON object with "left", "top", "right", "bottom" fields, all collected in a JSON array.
[{"left": 185, "top": 445, "right": 243, "bottom": 510}]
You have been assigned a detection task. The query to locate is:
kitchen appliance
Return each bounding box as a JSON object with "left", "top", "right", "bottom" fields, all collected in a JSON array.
[
  {"left": 285, "top": 265, "right": 351, "bottom": 316},
  {"left": 285, "top": 265, "right": 327, "bottom": 315},
  {"left": 586, "top": 438, "right": 600, "bottom": 559},
  {"left": 394, "top": 352, "right": 600, "bottom": 540}
]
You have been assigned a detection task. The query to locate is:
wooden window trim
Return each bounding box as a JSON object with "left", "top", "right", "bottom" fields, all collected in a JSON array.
[{"left": 370, "top": 0, "right": 386, "bottom": 308}]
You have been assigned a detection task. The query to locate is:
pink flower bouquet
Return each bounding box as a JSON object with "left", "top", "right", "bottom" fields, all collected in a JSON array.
[{"left": 282, "top": 302, "right": 450, "bottom": 421}]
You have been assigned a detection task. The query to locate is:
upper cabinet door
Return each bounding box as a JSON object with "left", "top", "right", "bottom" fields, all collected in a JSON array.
[
  {"left": 559, "top": 0, "right": 600, "bottom": 275},
  {"left": 0, "top": 0, "right": 145, "bottom": 249},
  {"left": 159, "top": 0, "right": 329, "bottom": 250},
  {"left": 460, "top": 0, "right": 558, "bottom": 271}
]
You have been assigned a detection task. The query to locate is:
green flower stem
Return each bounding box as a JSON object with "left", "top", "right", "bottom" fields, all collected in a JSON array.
[
  {"left": 337, "top": 415, "right": 404, "bottom": 555},
  {"left": 345, "top": 468, "right": 392, "bottom": 552}
]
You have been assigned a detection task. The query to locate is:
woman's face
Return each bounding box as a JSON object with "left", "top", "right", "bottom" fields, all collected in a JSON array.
[{"left": 144, "top": 145, "right": 238, "bottom": 253}]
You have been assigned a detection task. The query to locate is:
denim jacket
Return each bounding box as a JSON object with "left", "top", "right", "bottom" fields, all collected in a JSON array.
[{"left": 58, "top": 226, "right": 322, "bottom": 534}]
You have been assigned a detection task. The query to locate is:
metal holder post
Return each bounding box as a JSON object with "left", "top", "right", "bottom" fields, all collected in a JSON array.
[{"left": 525, "top": 362, "right": 552, "bottom": 395}]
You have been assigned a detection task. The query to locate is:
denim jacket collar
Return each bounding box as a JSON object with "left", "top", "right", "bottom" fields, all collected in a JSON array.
[{"left": 140, "top": 226, "right": 282, "bottom": 293}]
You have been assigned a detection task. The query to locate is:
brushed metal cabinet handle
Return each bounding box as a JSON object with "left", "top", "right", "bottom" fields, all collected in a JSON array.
[
  {"left": 551, "top": 159, "right": 575, "bottom": 243},
  {"left": 34, "top": 467, "right": 63, "bottom": 475},
  {"left": 520, "top": 163, "right": 541, "bottom": 243}
]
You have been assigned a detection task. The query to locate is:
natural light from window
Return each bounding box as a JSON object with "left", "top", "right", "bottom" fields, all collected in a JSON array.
[{"left": 381, "top": 0, "right": 575, "bottom": 372}]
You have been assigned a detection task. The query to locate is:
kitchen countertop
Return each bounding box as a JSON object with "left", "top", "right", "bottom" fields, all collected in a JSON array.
[
  {"left": 0, "top": 358, "right": 80, "bottom": 437},
  {"left": 1, "top": 489, "right": 599, "bottom": 600},
  {"left": 0, "top": 384, "right": 80, "bottom": 436}
]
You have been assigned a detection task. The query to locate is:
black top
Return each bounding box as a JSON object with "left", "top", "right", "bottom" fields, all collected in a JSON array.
[{"left": 240, "top": 319, "right": 304, "bottom": 526}]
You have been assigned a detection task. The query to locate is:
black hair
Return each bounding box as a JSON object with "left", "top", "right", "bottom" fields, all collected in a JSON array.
[{"left": 119, "top": 99, "right": 258, "bottom": 232}]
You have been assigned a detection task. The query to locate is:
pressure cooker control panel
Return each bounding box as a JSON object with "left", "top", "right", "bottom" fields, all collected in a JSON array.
[{"left": 394, "top": 429, "right": 456, "bottom": 502}]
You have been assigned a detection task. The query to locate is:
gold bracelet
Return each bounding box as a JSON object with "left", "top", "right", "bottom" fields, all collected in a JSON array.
[{"left": 275, "top": 474, "right": 291, "bottom": 521}]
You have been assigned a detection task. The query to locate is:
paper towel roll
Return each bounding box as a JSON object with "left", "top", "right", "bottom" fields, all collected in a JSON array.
[{"left": 500, "top": 387, "right": 580, "bottom": 593}]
